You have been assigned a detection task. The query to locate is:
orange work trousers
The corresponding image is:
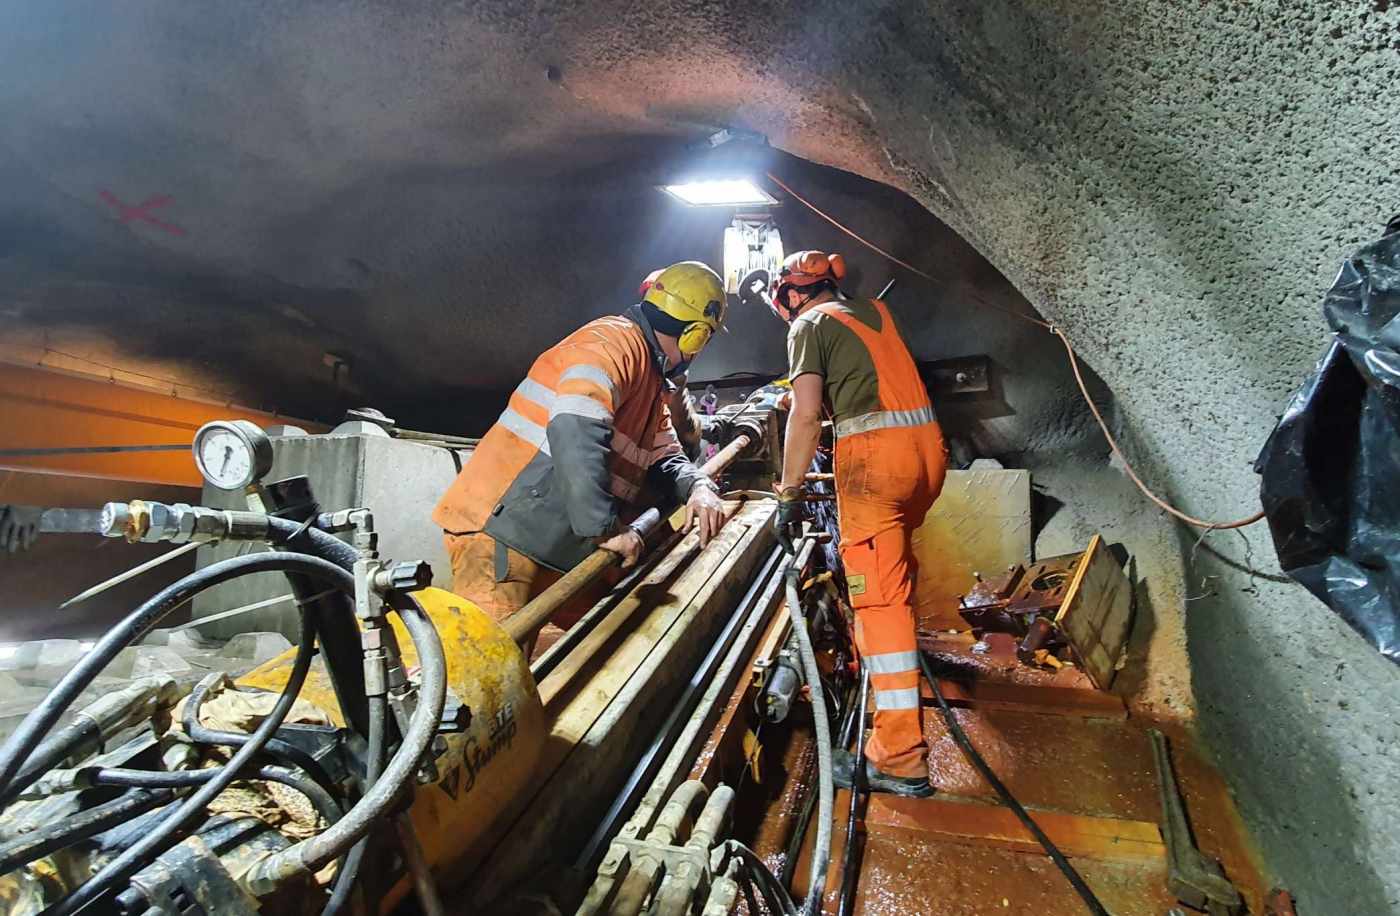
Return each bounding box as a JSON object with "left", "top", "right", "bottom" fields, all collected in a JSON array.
[
  {"left": 836, "top": 424, "right": 947, "bottom": 778},
  {"left": 443, "top": 531, "right": 606, "bottom": 657}
]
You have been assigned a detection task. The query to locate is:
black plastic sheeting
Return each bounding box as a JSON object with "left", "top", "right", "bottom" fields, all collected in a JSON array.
[{"left": 1256, "top": 225, "right": 1400, "bottom": 664}]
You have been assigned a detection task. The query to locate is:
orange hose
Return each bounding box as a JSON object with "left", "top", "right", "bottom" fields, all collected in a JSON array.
[{"left": 766, "top": 171, "right": 1266, "bottom": 532}]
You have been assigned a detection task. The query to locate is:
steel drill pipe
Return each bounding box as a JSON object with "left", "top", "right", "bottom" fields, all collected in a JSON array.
[{"left": 503, "top": 433, "right": 754, "bottom": 646}]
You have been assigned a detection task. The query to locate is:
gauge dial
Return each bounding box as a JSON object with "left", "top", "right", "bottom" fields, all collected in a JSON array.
[{"left": 192, "top": 420, "right": 273, "bottom": 490}]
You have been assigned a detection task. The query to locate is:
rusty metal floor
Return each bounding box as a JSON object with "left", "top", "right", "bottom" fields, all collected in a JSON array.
[{"left": 724, "top": 635, "right": 1269, "bottom": 915}]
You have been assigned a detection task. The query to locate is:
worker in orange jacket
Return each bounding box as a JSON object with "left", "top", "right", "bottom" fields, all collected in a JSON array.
[
  {"left": 769, "top": 251, "right": 946, "bottom": 797},
  {"left": 433, "top": 262, "right": 729, "bottom": 653}
]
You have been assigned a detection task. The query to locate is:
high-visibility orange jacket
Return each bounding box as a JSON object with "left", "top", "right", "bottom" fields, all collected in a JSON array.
[{"left": 433, "top": 306, "right": 712, "bottom": 571}]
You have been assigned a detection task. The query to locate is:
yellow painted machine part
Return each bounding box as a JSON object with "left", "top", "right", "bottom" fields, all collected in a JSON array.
[{"left": 238, "top": 586, "right": 546, "bottom": 910}]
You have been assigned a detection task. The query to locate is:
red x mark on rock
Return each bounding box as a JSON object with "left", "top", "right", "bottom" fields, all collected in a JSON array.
[{"left": 99, "top": 190, "right": 188, "bottom": 237}]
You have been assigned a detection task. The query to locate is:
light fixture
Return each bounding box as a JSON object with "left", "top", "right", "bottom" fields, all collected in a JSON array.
[
  {"left": 661, "top": 178, "right": 777, "bottom": 208},
  {"left": 723, "top": 215, "right": 784, "bottom": 296}
]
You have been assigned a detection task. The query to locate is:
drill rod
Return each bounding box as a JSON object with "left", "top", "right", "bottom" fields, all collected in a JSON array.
[{"left": 502, "top": 433, "right": 753, "bottom": 646}]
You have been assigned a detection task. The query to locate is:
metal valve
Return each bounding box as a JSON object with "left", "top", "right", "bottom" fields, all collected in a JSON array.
[{"left": 372, "top": 560, "right": 433, "bottom": 595}]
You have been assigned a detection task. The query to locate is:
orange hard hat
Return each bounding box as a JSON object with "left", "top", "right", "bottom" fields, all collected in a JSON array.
[{"left": 771, "top": 251, "right": 847, "bottom": 321}]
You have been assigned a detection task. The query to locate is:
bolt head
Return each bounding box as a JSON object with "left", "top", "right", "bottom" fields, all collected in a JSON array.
[{"left": 388, "top": 560, "right": 433, "bottom": 592}]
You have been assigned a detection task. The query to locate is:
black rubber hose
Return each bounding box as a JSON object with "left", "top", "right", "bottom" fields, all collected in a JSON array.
[
  {"left": 265, "top": 517, "right": 360, "bottom": 571},
  {"left": 724, "top": 840, "right": 798, "bottom": 916},
  {"left": 266, "top": 517, "right": 370, "bottom": 737},
  {"left": 181, "top": 672, "right": 335, "bottom": 791},
  {"left": 244, "top": 595, "right": 445, "bottom": 890},
  {"left": 87, "top": 765, "right": 343, "bottom": 828},
  {"left": 10, "top": 718, "right": 103, "bottom": 798},
  {"left": 322, "top": 692, "right": 387, "bottom": 916},
  {"left": 41, "top": 602, "right": 321, "bottom": 916},
  {"left": 0, "top": 551, "right": 353, "bottom": 808},
  {"left": 784, "top": 549, "right": 833, "bottom": 916},
  {"left": 916, "top": 651, "right": 1110, "bottom": 916},
  {"left": 836, "top": 670, "right": 869, "bottom": 916},
  {"left": 0, "top": 789, "right": 175, "bottom": 875}
]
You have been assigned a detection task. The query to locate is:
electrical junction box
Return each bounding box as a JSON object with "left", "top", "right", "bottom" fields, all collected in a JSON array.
[{"left": 191, "top": 429, "right": 472, "bottom": 641}]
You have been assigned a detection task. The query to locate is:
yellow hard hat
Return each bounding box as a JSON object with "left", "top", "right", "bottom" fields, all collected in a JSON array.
[{"left": 642, "top": 261, "right": 727, "bottom": 357}]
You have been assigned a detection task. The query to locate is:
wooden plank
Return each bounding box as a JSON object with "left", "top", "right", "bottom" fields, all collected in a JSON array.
[
  {"left": 859, "top": 792, "right": 1165, "bottom": 863},
  {"left": 1055, "top": 534, "right": 1132, "bottom": 689},
  {"left": 919, "top": 679, "right": 1127, "bottom": 719},
  {"left": 909, "top": 468, "right": 1032, "bottom": 630}
]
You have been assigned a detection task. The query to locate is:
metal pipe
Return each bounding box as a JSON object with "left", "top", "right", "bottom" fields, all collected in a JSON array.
[{"left": 503, "top": 433, "right": 754, "bottom": 646}]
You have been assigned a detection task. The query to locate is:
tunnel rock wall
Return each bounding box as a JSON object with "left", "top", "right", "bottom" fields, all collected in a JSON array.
[{"left": 3, "top": 1, "right": 1399, "bottom": 909}]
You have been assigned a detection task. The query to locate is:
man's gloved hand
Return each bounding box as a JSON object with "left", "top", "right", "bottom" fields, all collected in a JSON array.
[
  {"left": 685, "top": 481, "right": 725, "bottom": 547},
  {"left": 0, "top": 505, "right": 42, "bottom": 554},
  {"left": 774, "top": 486, "right": 805, "bottom": 554}
]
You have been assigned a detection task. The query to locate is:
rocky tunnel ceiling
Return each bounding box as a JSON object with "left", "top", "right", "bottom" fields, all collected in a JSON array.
[{"left": 3, "top": 2, "right": 1399, "bottom": 913}]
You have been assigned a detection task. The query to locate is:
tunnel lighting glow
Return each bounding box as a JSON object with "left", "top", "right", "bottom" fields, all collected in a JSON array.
[{"left": 661, "top": 178, "right": 776, "bottom": 207}]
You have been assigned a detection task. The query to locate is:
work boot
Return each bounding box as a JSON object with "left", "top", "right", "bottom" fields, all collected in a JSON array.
[{"left": 830, "top": 748, "right": 935, "bottom": 798}]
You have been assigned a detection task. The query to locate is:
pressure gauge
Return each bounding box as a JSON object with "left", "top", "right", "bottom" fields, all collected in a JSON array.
[{"left": 192, "top": 420, "right": 274, "bottom": 490}]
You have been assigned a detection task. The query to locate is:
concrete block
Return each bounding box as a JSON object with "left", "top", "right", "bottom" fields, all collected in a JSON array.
[
  {"left": 217, "top": 632, "right": 292, "bottom": 663},
  {"left": 10, "top": 639, "right": 85, "bottom": 670},
  {"left": 129, "top": 646, "right": 194, "bottom": 679}
]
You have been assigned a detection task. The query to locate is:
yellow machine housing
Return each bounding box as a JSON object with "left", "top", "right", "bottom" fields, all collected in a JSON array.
[{"left": 238, "top": 586, "right": 545, "bottom": 911}]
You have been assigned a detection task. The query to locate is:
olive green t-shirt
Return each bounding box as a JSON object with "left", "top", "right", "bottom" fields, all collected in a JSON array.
[{"left": 785, "top": 298, "right": 885, "bottom": 425}]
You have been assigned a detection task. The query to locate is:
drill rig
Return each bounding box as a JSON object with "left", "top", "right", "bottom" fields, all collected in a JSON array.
[{"left": 0, "top": 387, "right": 856, "bottom": 916}]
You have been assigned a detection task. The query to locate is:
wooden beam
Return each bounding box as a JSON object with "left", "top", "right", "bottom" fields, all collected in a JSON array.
[{"left": 858, "top": 792, "right": 1165, "bottom": 864}]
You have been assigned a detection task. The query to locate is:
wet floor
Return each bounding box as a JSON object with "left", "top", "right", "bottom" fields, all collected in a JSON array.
[{"left": 718, "top": 638, "right": 1271, "bottom": 915}]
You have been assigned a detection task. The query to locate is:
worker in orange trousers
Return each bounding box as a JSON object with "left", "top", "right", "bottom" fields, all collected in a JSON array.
[{"left": 768, "top": 250, "right": 946, "bottom": 797}]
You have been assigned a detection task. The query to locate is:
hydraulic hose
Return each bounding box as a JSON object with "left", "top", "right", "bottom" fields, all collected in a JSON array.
[
  {"left": 42, "top": 602, "right": 321, "bottom": 916},
  {"left": 265, "top": 517, "right": 360, "bottom": 571},
  {"left": 723, "top": 840, "right": 798, "bottom": 916},
  {"left": 836, "top": 670, "right": 869, "bottom": 916},
  {"left": 0, "top": 552, "right": 354, "bottom": 808},
  {"left": 84, "top": 764, "right": 343, "bottom": 828},
  {"left": 784, "top": 539, "right": 833, "bottom": 916},
  {"left": 323, "top": 693, "right": 388, "bottom": 916},
  {"left": 0, "top": 788, "right": 175, "bottom": 876},
  {"left": 182, "top": 672, "right": 335, "bottom": 791},
  {"left": 244, "top": 594, "right": 446, "bottom": 892},
  {"left": 916, "top": 651, "right": 1110, "bottom": 916},
  {"left": 266, "top": 515, "right": 370, "bottom": 736}
]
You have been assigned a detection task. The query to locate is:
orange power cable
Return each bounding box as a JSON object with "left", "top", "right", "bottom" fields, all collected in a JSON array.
[{"left": 765, "top": 171, "right": 1266, "bottom": 532}]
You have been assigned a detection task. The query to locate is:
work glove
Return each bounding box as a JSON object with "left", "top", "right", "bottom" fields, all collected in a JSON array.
[
  {"left": 0, "top": 505, "right": 42, "bottom": 554},
  {"left": 774, "top": 487, "right": 805, "bottom": 554}
]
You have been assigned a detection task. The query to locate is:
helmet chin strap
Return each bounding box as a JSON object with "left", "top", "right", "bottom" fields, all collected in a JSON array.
[{"left": 666, "top": 357, "right": 691, "bottom": 380}]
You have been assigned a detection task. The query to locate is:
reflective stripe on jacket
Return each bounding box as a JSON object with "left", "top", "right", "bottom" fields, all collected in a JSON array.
[
  {"left": 813, "top": 298, "right": 936, "bottom": 439},
  {"left": 432, "top": 307, "right": 707, "bottom": 571}
]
